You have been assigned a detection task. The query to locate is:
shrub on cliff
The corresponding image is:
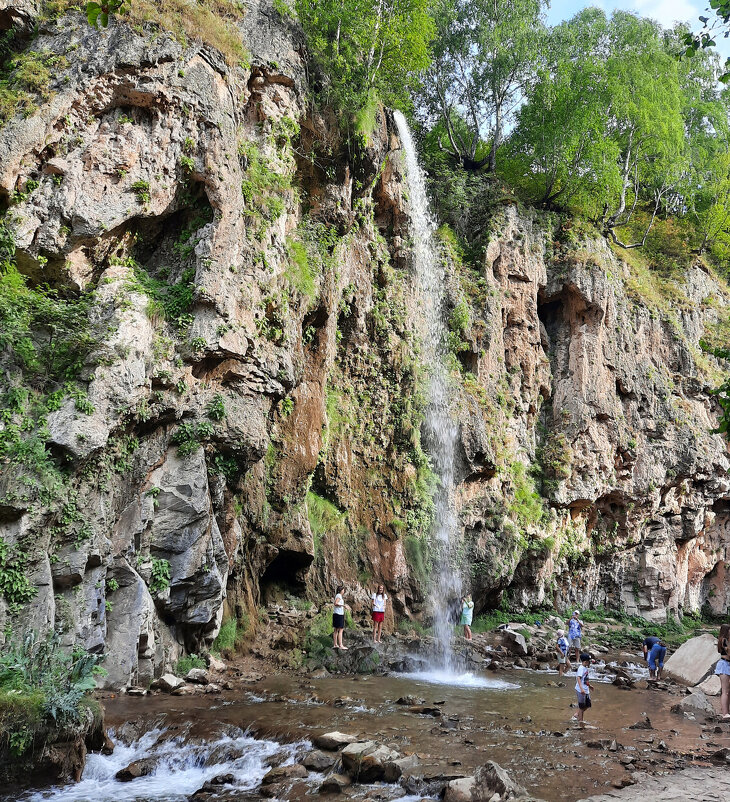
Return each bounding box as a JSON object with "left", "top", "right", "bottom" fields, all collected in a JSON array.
[{"left": 0, "top": 632, "right": 104, "bottom": 757}]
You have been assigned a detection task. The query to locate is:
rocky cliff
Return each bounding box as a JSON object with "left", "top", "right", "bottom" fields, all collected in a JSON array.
[{"left": 1, "top": 0, "right": 729, "bottom": 688}]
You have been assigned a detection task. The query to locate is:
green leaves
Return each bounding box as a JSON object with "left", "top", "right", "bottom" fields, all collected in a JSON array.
[{"left": 85, "top": 0, "right": 127, "bottom": 28}]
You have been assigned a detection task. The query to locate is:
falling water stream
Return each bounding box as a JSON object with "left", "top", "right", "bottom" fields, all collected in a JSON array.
[{"left": 393, "top": 111, "right": 464, "bottom": 673}]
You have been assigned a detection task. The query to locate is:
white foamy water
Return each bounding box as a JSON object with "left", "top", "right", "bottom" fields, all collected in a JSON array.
[
  {"left": 401, "top": 670, "right": 519, "bottom": 690},
  {"left": 21, "top": 727, "right": 307, "bottom": 802},
  {"left": 393, "top": 111, "right": 463, "bottom": 673}
]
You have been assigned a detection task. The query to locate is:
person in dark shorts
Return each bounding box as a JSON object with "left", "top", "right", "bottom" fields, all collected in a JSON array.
[
  {"left": 715, "top": 623, "right": 730, "bottom": 719},
  {"left": 647, "top": 638, "right": 667, "bottom": 679},
  {"left": 572, "top": 652, "right": 592, "bottom": 725},
  {"left": 642, "top": 634, "right": 660, "bottom": 663},
  {"left": 332, "top": 585, "right": 348, "bottom": 650}
]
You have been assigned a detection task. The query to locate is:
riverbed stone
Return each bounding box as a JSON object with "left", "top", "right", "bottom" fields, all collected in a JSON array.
[
  {"left": 698, "top": 675, "right": 722, "bottom": 696},
  {"left": 303, "top": 750, "right": 336, "bottom": 771},
  {"left": 502, "top": 630, "right": 528, "bottom": 657},
  {"left": 670, "top": 690, "right": 714, "bottom": 715},
  {"left": 151, "top": 673, "right": 184, "bottom": 692},
  {"left": 115, "top": 758, "right": 156, "bottom": 781},
  {"left": 444, "top": 777, "right": 477, "bottom": 802},
  {"left": 185, "top": 668, "right": 210, "bottom": 685},
  {"left": 664, "top": 634, "right": 719, "bottom": 686},
  {"left": 261, "top": 764, "right": 308, "bottom": 784},
  {"left": 314, "top": 731, "right": 359, "bottom": 751},
  {"left": 341, "top": 740, "right": 378, "bottom": 774},
  {"left": 382, "top": 753, "right": 420, "bottom": 781},
  {"left": 473, "top": 761, "right": 527, "bottom": 800},
  {"left": 356, "top": 744, "right": 401, "bottom": 781},
  {"left": 318, "top": 773, "right": 351, "bottom": 793}
]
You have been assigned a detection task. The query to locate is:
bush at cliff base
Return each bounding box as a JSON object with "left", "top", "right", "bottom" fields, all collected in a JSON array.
[{"left": 0, "top": 631, "right": 104, "bottom": 758}]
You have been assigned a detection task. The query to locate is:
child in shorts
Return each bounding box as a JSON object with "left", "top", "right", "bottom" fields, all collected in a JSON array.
[
  {"left": 572, "top": 652, "right": 592, "bottom": 725},
  {"left": 556, "top": 629, "right": 569, "bottom": 677}
]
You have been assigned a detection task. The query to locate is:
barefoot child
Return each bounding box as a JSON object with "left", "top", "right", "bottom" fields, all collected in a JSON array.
[
  {"left": 572, "top": 652, "right": 592, "bottom": 724},
  {"left": 332, "top": 586, "right": 349, "bottom": 651},
  {"left": 371, "top": 584, "right": 388, "bottom": 643},
  {"left": 556, "top": 629, "right": 569, "bottom": 677}
]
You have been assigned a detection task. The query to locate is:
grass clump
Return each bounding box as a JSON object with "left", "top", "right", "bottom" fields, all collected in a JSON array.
[
  {"left": 307, "top": 491, "right": 346, "bottom": 556},
  {"left": 174, "top": 653, "right": 206, "bottom": 676},
  {"left": 0, "top": 632, "right": 104, "bottom": 757}
]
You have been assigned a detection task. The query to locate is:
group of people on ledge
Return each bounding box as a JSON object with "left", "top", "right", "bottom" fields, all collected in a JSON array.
[{"left": 330, "top": 587, "right": 730, "bottom": 722}]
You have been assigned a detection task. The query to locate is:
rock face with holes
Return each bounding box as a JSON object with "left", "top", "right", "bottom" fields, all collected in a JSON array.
[{"left": 1, "top": 0, "right": 730, "bottom": 689}]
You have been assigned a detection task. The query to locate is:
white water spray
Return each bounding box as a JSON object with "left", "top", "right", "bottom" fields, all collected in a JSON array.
[{"left": 393, "top": 111, "right": 463, "bottom": 671}]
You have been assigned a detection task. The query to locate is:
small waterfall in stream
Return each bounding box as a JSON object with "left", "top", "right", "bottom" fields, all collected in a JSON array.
[{"left": 393, "top": 111, "right": 463, "bottom": 672}]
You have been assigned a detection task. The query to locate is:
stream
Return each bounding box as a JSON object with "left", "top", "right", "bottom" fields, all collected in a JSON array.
[{"left": 9, "top": 660, "right": 727, "bottom": 802}]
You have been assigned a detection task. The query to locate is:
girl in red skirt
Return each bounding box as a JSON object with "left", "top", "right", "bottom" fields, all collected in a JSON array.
[{"left": 371, "top": 584, "right": 388, "bottom": 643}]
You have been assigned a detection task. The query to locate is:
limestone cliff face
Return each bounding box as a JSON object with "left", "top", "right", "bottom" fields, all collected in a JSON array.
[{"left": 0, "top": 1, "right": 729, "bottom": 687}]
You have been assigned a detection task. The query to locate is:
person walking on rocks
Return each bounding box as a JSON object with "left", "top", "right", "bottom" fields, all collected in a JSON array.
[
  {"left": 332, "top": 585, "right": 349, "bottom": 651},
  {"left": 572, "top": 652, "right": 592, "bottom": 725},
  {"left": 371, "top": 584, "right": 388, "bottom": 643},
  {"left": 556, "top": 629, "right": 569, "bottom": 677},
  {"left": 460, "top": 594, "right": 474, "bottom": 641},
  {"left": 647, "top": 638, "right": 667, "bottom": 680},
  {"left": 567, "top": 610, "right": 584, "bottom": 665},
  {"left": 714, "top": 623, "right": 730, "bottom": 718}
]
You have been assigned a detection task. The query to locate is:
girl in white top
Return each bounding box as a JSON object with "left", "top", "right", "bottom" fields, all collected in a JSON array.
[
  {"left": 371, "top": 584, "right": 388, "bottom": 643},
  {"left": 332, "top": 585, "right": 348, "bottom": 650}
]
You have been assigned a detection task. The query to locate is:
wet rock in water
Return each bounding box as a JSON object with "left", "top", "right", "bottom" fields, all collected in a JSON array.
[
  {"left": 341, "top": 741, "right": 378, "bottom": 773},
  {"left": 185, "top": 668, "right": 210, "bottom": 685},
  {"left": 671, "top": 691, "right": 714, "bottom": 715},
  {"left": 613, "top": 676, "right": 634, "bottom": 689},
  {"left": 115, "top": 758, "right": 156, "bottom": 781},
  {"left": 628, "top": 716, "right": 653, "bottom": 730},
  {"left": 710, "top": 748, "right": 730, "bottom": 762},
  {"left": 171, "top": 684, "right": 199, "bottom": 696},
  {"left": 382, "top": 753, "right": 419, "bottom": 782},
  {"left": 151, "top": 673, "right": 184, "bottom": 692},
  {"left": 408, "top": 705, "right": 442, "bottom": 717},
  {"left": 318, "top": 773, "right": 351, "bottom": 793},
  {"left": 396, "top": 695, "right": 417, "bottom": 705},
  {"left": 261, "top": 764, "right": 308, "bottom": 784},
  {"left": 357, "top": 744, "right": 402, "bottom": 782},
  {"left": 309, "top": 668, "right": 330, "bottom": 679},
  {"left": 473, "top": 761, "right": 528, "bottom": 800},
  {"left": 444, "top": 777, "right": 476, "bottom": 802},
  {"left": 204, "top": 683, "right": 222, "bottom": 694},
  {"left": 314, "top": 731, "right": 359, "bottom": 751},
  {"left": 303, "top": 750, "right": 336, "bottom": 771}
]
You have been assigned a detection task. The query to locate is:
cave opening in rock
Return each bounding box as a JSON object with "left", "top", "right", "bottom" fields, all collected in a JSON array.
[{"left": 260, "top": 549, "right": 312, "bottom": 604}]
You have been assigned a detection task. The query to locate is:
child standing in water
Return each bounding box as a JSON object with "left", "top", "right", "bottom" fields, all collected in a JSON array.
[
  {"left": 556, "top": 629, "right": 569, "bottom": 677},
  {"left": 572, "top": 652, "right": 592, "bottom": 725},
  {"left": 371, "top": 584, "right": 388, "bottom": 643},
  {"left": 460, "top": 594, "right": 474, "bottom": 640}
]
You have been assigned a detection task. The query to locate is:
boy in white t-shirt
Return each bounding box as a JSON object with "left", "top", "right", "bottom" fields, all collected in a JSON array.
[{"left": 572, "top": 652, "right": 592, "bottom": 725}]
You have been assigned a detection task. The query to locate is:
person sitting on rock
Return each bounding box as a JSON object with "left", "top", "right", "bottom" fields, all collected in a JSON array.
[
  {"left": 567, "top": 610, "right": 584, "bottom": 665},
  {"left": 371, "top": 584, "right": 388, "bottom": 644},
  {"left": 332, "top": 585, "right": 349, "bottom": 651},
  {"left": 714, "top": 623, "right": 730, "bottom": 719},
  {"left": 556, "top": 629, "right": 569, "bottom": 677},
  {"left": 460, "top": 594, "right": 474, "bottom": 641},
  {"left": 642, "top": 634, "right": 661, "bottom": 663},
  {"left": 647, "top": 638, "right": 666, "bottom": 680}
]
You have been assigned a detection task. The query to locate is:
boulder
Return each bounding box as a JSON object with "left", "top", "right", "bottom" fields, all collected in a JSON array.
[
  {"left": 382, "top": 753, "right": 419, "bottom": 782},
  {"left": 340, "top": 740, "right": 377, "bottom": 774},
  {"left": 664, "top": 634, "right": 719, "bottom": 686},
  {"left": 357, "top": 744, "right": 401, "bottom": 782},
  {"left": 473, "top": 761, "right": 527, "bottom": 800},
  {"left": 670, "top": 690, "right": 714, "bottom": 715},
  {"left": 208, "top": 655, "right": 226, "bottom": 673},
  {"left": 302, "top": 750, "right": 336, "bottom": 771},
  {"left": 151, "top": 673, "right": 184, "bottom": 692},
  {"left": 115, "top": 758, "right": 156, "bottom": 781},
  {"left": 185, "top": 668, "right": 210, "bottom": 685},
  {"left": 502, "top": 630, "right": 528, "bottom": 657},
  {"left": 444, "top": 777, "right": 476, "bottom": 802},
  {"left": 313, "top": 731, "right": 359, "bottom": 751},
  {"left": 261, "top": 764, "right": 307, "bottom": 784},
  {"left": 698, "top": 675, "right": 722, "bottom": 697},
  {"left": 318, "top": 773, "right": 351, "bottom": 793}
]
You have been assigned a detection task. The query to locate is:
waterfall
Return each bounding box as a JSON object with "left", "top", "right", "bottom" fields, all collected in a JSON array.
[{"left": 393, "top": 111, "right": 463, "bottom": 670}]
